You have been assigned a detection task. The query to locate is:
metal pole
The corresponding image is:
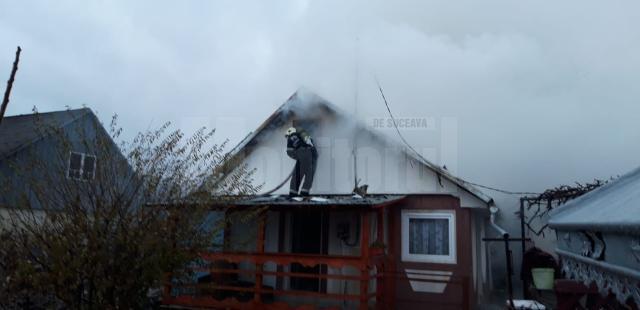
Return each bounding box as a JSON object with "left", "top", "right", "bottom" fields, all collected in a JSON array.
[
  {"left": 489, "top": 210, "right": 515, "bottom": 308},
  {"left": 520, "top": 198, "right": 528, "bottom": 299},
  {"left": 505, "top": 234, "right": 515, "bottom": 308}
]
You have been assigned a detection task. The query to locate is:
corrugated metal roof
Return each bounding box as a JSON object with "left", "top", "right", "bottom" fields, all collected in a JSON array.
[
  {"left": 218, "top": 194, "right": 405, "bottom": 207},
  {"left": 0, "top": 108, "right": 90, "bottom": 159},
  {"left": 548, "top": 166, "right": 640, "bottom": 233}
]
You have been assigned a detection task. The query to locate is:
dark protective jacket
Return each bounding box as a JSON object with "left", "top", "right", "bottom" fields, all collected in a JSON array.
[
  {"left": 286, "top": 128, "right": 314, "bottom": 158},
  {"left": 286, "top": 128, "right": 317, "bottom": 196}
]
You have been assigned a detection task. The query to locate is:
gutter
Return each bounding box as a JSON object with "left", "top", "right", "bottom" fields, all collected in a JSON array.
[
  {"left": 488, "top": 207, "right": 515, "bottom": 308},
  {"left": 490, "top": 210, "right": 509, "bottom": 238}
]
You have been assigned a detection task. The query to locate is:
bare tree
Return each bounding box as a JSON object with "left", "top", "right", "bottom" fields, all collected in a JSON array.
[
  {"left": 521, "top": 179, "right": 612, "bottom": 237},
  {"left": 0, "top": 110, "right": 259, "bottom": 309}
]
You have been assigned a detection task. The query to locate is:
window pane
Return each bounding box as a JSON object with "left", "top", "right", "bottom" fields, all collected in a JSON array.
[
  {"left": 409, "top": 218, "right": 449, "bottom": 255},
  {"left": 69, "top": 152, "right": 82, "bottom": 170},
  {"left": 68, "top": 152, "right": 83, "bottom": 178},
  {"left": 69, "top": 170, "right": 81, "bottom": 179},
  {"left": 82, "top": 155, "right": 96, "bottom": 180}
]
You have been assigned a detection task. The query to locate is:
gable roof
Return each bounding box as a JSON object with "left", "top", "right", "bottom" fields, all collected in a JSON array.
[
  {"left": 548, "top": 166, "right": 640, "bottom": 233},
  {"left": 216, "top": 89, "right": 493, "bottom": 206},
  {"left": 0, "top": 108, "right": 91, "bottom": 159}
]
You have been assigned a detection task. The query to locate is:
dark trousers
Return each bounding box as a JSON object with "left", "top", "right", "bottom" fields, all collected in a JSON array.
[{"left": 288, "top": 147, "right": 318, "bottom": 196}]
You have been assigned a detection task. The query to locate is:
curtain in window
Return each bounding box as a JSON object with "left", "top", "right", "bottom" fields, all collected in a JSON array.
[{"left": 409, "top": 218, "right": 449, "bottom": 255}]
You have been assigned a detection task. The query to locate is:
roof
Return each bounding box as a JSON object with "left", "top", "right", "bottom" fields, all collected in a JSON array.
[
  {"left": 222, "top": 194, "right": 405, "bottom": 207},
  {"left": 215, "top": 88, "right": 493, "bottom": 206},
  {"left": 548, "top": 166, "right": 640, "bottom": 233},
  {"left": 0, "top": 108, "right": 91, "bottom": 159}
]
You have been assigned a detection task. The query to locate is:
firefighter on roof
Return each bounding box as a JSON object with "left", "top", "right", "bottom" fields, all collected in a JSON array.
[{"left": 285, "top": 126, "right": 318, "bottom": 197}]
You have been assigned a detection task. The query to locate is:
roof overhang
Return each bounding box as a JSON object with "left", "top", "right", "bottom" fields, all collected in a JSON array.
[{"left": 208, "top": 194, "right": 406, "bottom": 211}]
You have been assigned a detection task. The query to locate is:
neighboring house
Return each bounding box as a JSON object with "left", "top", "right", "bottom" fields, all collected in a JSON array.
[
  {"left": 549, "top": 166, "right": 640, "bottom": 308},
  {"left": 164, "top": 90, "right": 497, "bottom": 310},
  {"left": 0, "top": 108, "right": 123, "bottom": 224}
]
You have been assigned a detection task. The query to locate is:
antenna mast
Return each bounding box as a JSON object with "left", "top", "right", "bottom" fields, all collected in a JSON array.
[{"left": 352, "top": 36, "right": 359, "bottom": 189}]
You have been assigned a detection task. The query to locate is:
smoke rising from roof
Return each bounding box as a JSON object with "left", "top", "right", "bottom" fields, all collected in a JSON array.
[{"left": 1, "top": 0, "right": 639, "bottom": 202}]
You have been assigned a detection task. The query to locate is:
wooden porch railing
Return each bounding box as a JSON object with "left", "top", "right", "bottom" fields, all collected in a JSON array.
[
  {"left": 162, "top": 251, "right": 385, "bottom": 309},
  {"left": 162, "top": 209, "right": 472, "bottom": 309}
]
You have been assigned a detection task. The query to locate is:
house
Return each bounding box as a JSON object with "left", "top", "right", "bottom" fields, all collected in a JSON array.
[
  {"left": 163, "top": 90, "right": 496, "bottom": 309},
  {"left": 548, "top": 166, "right": 640, "bottom": 308},
  {"left": 0, "top": 108, "right": 123, "bottom": 222}
]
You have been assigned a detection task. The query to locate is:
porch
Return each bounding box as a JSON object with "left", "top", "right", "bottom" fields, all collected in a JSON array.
[{"left": 161, "top": 194, "right": 473, "bottom": 309}]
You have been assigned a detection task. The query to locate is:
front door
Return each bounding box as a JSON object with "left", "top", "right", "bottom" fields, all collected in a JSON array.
[{"left": 290, "top": 210, "right": 328, "bottom": 292}]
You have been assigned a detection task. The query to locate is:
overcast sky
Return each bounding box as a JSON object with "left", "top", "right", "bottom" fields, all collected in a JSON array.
[{"left": 1, "top": 0, "right": 639, "bottom": 205}]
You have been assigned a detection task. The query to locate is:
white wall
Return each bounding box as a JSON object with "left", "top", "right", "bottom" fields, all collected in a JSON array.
[
  {"left": 237, "top": 116, "right": 486, "bottom": 208},
  {"left": 245, "top": 209, "right": 376, "bottom": 296},
  {"left": 326, "top": 210, "right": 364, "bottom": 296},
  {"left": 263, "top": 211, "right": 280, "bottom": 288}
]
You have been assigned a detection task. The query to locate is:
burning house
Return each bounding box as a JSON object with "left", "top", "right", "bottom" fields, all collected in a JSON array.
[{"left": 163, "top": 89, "right": 497, "bottom": 309}]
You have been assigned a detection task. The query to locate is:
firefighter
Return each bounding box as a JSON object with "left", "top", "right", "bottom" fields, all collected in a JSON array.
[{"left": 285, "top": 126, "right": 318, "bottom": 197}]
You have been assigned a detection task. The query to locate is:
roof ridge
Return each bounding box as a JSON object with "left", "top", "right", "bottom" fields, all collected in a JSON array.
[
  {"left": 2, "top": 107, "right": 90, "bottom": 120},
  {"left": 0, "top": 108, "right": 92, "bottom": 159}
]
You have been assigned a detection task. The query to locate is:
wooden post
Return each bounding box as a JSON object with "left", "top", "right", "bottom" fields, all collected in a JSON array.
[
  {"left": 360, "top": 211, "right": 370, "bottom": 259},
  {"left": 375, "top": 208, "right": 384, "bottom": 308},
  {"left": 462, "top": 276, "right": 470, "bottom": 310},
  {"left": 0, "top": 46, "right": 21, "bottom": 125},
  {"left": 223, "top": 210, "right": 232, "bottom": 252},
  {"left": 376, "top": 208, "right": 384, "bottom": 243},
  {"left": 384, "top": 208, "right": 396, "bottom": 309},
  {"left": 276, "top": 210, "right": 286, "bottom": 290},
  {"left": 359, "top": 211, "right": 370, "bottom": 310},
  {"left": 254, "top": 212, "right": 266, "bottom": 304}
]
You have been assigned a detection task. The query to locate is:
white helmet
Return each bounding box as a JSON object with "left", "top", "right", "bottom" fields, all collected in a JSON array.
[{"left": 285, "top": 127, "right": 296, "bottom": 137}]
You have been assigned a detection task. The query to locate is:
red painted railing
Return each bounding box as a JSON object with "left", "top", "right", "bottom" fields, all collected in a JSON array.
[{"left": 162, "top": 251, "right": 385, "bottom": 309}]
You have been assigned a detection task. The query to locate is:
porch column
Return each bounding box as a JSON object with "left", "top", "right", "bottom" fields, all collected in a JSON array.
[
  {"left": 376, "top": 208, "right": 384, "bottom": 243},
  {"left": 254, "top": 212, "right": 266, "bottom": 304},
  {"left": 223, "top": 210, "right": 231, "bottom": 251},
  {"left": 384, "top": 207, "right": 397, "bottom": 309},
  {"left": 375, "top": 207, "right": 385, "bottom": 308},
  {"left": 360, "top": 211, "right": 370, "bottom": 310}
]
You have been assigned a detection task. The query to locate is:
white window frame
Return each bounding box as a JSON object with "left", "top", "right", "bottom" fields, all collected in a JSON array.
[
  {"left": 67, "top": 151, "right": 96, "bottom": 181},
  {"left": 401, "top": 209, "right": 457, "bottom": 264}
]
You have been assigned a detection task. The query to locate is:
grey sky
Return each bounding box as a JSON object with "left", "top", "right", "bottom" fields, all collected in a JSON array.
[{"left": 1, "top": 0, "right": 639, "bottom": 203}]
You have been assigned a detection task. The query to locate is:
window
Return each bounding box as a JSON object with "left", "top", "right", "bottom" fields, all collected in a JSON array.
[
  {"left": 67, "top": 152, "right": 96, "bottom": 180},
  {"left": 401, "top": 210, "right": 456, "bottom": 264}
]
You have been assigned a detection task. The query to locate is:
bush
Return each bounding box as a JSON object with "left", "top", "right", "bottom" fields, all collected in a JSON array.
[{"left": 0, "top": 111, "right": 258, "bottom": 309}]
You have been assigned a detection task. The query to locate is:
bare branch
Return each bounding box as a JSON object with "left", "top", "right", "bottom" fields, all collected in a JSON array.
[{"left": 0, "top": 46, "right": 21, "bottom": 125}]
